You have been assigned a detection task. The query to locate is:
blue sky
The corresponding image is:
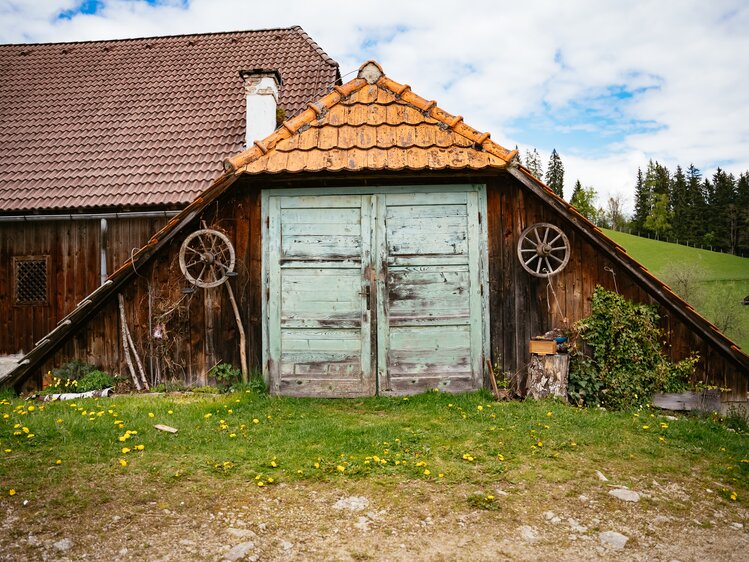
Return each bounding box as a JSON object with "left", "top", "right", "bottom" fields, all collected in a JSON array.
[{"left": 3, "top": 0, "right": 749, "bottom": 210}]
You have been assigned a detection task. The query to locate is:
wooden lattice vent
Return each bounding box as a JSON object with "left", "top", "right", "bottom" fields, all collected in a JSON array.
[{"left": 14, "top": 256, "right": 48, "bottom": 305}]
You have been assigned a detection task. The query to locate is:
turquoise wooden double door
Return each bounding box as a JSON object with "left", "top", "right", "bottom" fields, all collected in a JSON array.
[{"left": 262, "top": 186, "right": 489, "bottom": 397}]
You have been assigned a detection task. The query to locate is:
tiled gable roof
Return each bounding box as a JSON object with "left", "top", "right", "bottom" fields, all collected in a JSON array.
[
  {"left": 223, "top": 61, "right": 517, "bottom": 175},
  {"left": 0, "top": 27, "right": 339, "bottom": 212}
]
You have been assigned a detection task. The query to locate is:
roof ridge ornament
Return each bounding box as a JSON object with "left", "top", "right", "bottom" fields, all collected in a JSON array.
[{"left": 357, "top": 60, "right": 384, "bottom": 84}]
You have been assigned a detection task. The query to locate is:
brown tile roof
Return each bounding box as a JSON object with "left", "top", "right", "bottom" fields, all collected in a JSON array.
[
  {"left": 223, "top": 61, "right": 517, "bottom": 175},
  {"left": 0, "top": 27, "right": 339, "bottom": 213}
]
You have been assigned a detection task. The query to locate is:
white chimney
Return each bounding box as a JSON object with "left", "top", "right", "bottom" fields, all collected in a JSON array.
[{"left": 240, "top": 69, "right": 282, "bottom": 147}]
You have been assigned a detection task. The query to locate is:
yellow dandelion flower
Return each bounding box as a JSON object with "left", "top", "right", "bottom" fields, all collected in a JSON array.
[
  {"left": 3, "top": 449, "right": 10, "bottom": 453},
  {"left": 336, "top": 465, "right": 345, "bottom": 472},
  {"left": 438, "top": 473, "right": 444, "bottom": 478},
  {"left": 121, "top": 447, "right": 131, "bottom": 454},
  {"left": 477, "top": 405, "right": 483, "bottom": 411},
  {"left": 642, "top": 425, "right": 650, "bottom": 430},
  {"left": 257, "top": 481, "right": 265, "bottom": 487},
  {"left": 497, "top": 454, "right": 505, "bottom": 461},
  {"left": 252, "top": 418, "right": 259, "bottom": 424},
  {"left": 203, "top": 413, "right": 212, "bottom": 419},
  {"left": 423, "top": 469, "right": 431, "bottom": 476},
  {"left": 546, "top": 411, "right": 553, "bottom": 417},
  {"left": 486, "top": 495, "right": 494, "bottom": 500},
  {"left": 267, "top": 477, "right": 274, "bottom": 483},
  {"left": 271, "top": 460, "right": 278, "bottom": 468},
  {"left": 55, "top": 459, "right": 62, "bottom": 465},
  {"left": 229, "top": 433, "right": 236, "bottom": 438},
  {"left": 21, "top": 427, "right": 29, "bottom": 434},
  {"left": 537, "top": 441, "right": 543, "bottom": 447},
  {"left": 119, "top": 459, "right": 128, "bottom": 467},
  {"left": 27, "top": 406, "right": 35, "bottom": 412},
  {"left": 168, "top": 410, "right": 173, "bottom": 415},
  {"left": 9, "top": 489, "right": 16, "bottom": 496},
  {"left": 730, "top": 492, "right": 737, "bottom": 501},
  {"left": 314, "top": 462, "right": 320, "bottom": 469},
  {"left": 148, "top": 413, "right": 155, "bottom": 418},
  {"left": 134, "top": 445, "right": 144, "bottom": 451},
  {"left": 26, "top": 434, "right": 34, "bottom": 439}
]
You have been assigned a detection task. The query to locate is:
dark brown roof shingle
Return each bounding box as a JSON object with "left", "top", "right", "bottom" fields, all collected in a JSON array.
[{"left": 0, "top": 26, "right": 339, "bottom": 212}]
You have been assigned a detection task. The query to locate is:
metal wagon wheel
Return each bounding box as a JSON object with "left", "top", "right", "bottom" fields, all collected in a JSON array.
[
  {"left": 517, "top": 223, "right": 570, "bottom": 278},
  {"left": 178, "top": 228, "right": 236, "bottom": 288}
]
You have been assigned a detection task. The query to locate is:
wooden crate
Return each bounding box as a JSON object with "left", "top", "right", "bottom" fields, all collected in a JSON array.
[{"left": 529, "top": 339, "right": 556, "bottom": 355}]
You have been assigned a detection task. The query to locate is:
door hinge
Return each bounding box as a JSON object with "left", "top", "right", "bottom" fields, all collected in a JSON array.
[
  {"left": 265, "top": 216, "right": 270, "bottom": 228},
  {"left": 478, "top": 211, "right": 482, "bottom": 224},
  {"left": 480, "top": 283, "right": 484, "bottom": 296},
  {"left": 265, "top": 287, "right": 270, "bottom": 302}
]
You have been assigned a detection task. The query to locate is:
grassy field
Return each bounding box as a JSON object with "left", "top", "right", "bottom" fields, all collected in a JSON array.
[
  {"left": 1, "top": 391, "right": 747, "bottom": 559},
  {"left": 603, "top": 229, "right": 749, "bottom": 351},
  {"left": 2, "top": 391, "right": 746, "bottom": 507}
]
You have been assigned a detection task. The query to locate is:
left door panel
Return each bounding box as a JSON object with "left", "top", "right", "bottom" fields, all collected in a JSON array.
[{"left": 266, "top": 195, "right": 374, "bottom": 396}]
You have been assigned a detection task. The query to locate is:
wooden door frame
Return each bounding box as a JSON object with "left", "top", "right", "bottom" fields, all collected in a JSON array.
[{"left": 261, "top": 184, "right": 490, "bottom": 394}]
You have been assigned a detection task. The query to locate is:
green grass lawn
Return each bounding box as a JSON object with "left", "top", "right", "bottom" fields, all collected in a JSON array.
[
  {"left": 2, "top": 391, "right": 746, "bottom": 509},
  {"left": 603, "top": 229, "right": 749, "bottom": 351}
]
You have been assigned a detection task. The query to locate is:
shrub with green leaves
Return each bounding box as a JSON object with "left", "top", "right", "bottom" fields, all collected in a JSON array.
[
  {"left": 209, "top": 363, "right": 241, "bottom": 390},
  {"left": 570, "top": 286, "right": 697, "bottom": 409},
  {"left": 75, "top": 370, "right": 115, "bottom": 393}
]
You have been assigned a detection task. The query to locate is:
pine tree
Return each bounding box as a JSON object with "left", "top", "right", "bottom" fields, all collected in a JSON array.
[
  {"left": 685, "top": 164, "right": 706, "bottom": 244},
  {"left": 524, "top": 148, "right": 544, "bottom": 179},
  {"left": 670, "top": 166, "right": 688, "bottom": 242},
  {"left": 544, "top": 149, "right": 565, "bottom": 198},
  {"left": 736, "top": 173, "right": 749, "bottom": 255},
  {"left": 709, "top": 168, "right": 738, "bottom": 253},
  {"left": 632, "top": 167, "right": 650, "bottom": 233}
]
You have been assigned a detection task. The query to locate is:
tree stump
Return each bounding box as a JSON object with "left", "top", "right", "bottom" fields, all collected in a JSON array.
[{"left": 526, "top": 354, "right": 569, "bottom": 401}]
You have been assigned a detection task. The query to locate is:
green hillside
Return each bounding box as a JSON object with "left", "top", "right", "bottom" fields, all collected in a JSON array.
[{"left": 602, "top": 229, "right": 749, "bottom": 351}]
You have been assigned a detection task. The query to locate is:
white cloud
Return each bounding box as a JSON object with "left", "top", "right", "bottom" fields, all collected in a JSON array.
[{"left": 2, "top": 0, "right": 748, "bottom": 212}]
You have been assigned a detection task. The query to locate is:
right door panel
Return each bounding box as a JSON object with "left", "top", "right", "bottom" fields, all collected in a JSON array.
[{"left": 376, "top": 191, "right": 484, "bottom": 394}]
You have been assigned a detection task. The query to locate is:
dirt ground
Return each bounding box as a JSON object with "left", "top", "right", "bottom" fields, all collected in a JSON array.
[{"left": 1, "top": 475, "right": 747, "bottom": 561}]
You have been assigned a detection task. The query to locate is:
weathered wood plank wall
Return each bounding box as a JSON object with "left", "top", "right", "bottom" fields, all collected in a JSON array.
[
  {"left": 485, "top": 173, "right": 747, "bottom": 401},
  {"left": 15, "top": 172, "right": 747, "bottom": 401}
]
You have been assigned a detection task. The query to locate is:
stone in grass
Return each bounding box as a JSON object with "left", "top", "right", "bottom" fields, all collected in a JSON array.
[
  {"left": 333, "top": 496, "right": 369, "bottom": 511},
  {"left": 223, "top": 541, "right": 255, "bottom": 561},
  {"left": 599, "top": 531, "right": 629, "bottom": 550},
  {"left": 53, "top": 538, "right": 73, "bottom": 552},
  {"left": 609, "top": 488, "right": 640, "bottom": 502},
  {"left": 518, "top": 525, "right": 539, "bottom": 542}
]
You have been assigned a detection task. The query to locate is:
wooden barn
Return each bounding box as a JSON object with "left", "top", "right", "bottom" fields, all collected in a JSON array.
[
  {"left": 4, "top": 61, "right": 748, "bottom": 406},
  {"left": 0, "top": 27, "right": 340, "bottom": 360}
]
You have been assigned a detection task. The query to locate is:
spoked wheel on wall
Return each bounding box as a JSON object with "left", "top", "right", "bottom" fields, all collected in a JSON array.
[
  {"left": 517, "top": 223, "right": 570, "bottom": 278},
  {"left": 178, "top": 228, "right": 236, "bottom": 288}
]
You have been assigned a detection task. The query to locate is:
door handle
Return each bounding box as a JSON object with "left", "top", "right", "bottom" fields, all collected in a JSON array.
[{"left": 360, "top": 284, "right": 371, "bottom": 310}]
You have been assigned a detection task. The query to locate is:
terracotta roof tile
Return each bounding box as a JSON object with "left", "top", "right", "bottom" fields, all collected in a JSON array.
[
  {"left": 0, "top": 27, "right": 339, "bottom": 212},
  {"left": 224, "top": 61, "right": 517, "bottom": 175}
]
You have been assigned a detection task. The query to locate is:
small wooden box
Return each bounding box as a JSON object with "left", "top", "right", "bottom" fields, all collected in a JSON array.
[{"left": 529, "top": 339, "right": 557, "bottom": 355}]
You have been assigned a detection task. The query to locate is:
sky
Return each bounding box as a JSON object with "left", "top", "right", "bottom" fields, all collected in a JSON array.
[{"left": 2, "top": 0, "right": 748, "bottom": 212}]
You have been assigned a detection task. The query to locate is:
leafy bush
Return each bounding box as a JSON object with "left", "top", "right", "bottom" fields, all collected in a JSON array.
[
  {"left": 570, "top": 286, "right": 697, "bottom": 409},
  {"left": 75, "top": 370, "right": 115, "bottom": 393},
  {"left": 42, "top": 361, "right": 113, "bottom": 394},
  {"left": 209, "top": 362, "right": 241, "bottom": 390},
  {"left": 51, "top": 360, "right": 95, "bottom": 382}
]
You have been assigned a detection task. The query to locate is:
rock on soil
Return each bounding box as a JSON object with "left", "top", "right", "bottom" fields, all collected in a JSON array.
[
  {"left": 599, "top": 531, "right": 629, "bottom": 550},
  {"left": 333, "top": 496, "right": 369, "bottom": 511},
  {"left": 53, "top": 538, "right": 73, "bottom": 552},
  {"left": 609, "top": 488, "right": 640, "bottom": 502},
  {"left": 519, "top": 525, "right": 539, "bottom": 542},
  {"left": 223, "top": 540, "right": 255, "bottom": 561}
]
